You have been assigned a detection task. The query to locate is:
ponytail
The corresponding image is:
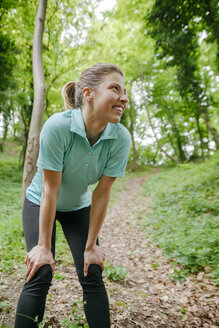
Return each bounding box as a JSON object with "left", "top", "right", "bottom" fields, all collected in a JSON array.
[{"left": 62, "top": 82, "right": 77, "bottom": 110}]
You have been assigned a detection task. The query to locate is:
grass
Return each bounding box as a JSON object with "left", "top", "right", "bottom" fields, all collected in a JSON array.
[
  {"left": 0, "top": 154, "right": 26, "bottom": 273},
  {"left": 139, "top": 151, "right": 219, "bottom": 284}
]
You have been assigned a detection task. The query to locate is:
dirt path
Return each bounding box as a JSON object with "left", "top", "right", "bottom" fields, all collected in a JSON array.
[{"left": 1, "top": 173, "right": 219, "bottom": 327}]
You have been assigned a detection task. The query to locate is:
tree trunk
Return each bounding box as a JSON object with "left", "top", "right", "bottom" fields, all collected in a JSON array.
[
  {"left": 206, "top": 0, "right": 219, "bottom": 66},
  {"left": 201, "top": 111, "right": 219, "bottom": 148},
  {"left": 165, "top": 112, "right": 186, "bottom": 163},
  {"left": 195, "top": 113, "right": 205, "bottom": 159},
  {"left": 20, "top": 106, "right": 29, "bottom": 167},
  {"left": 145, "top": 104, "right": 178, "bottom": 164},
  {"left": 0, "top": 115, "right": 9, "bottom": 152},
  {"left": 160, "top": 116, "right": 177, "bottom": 155},
  {"left": 139, "top": 74, "right": 178, "bottom": 164},
  {"left": 129, "top": 101, "right": 138, "bottom": 171},
  {"left": 22, "top": 0, "right": 48, "bottom": 199},
  {"left": 191, "top": 81, "right": 219, "bottom": 148},
  {"left": 172, "top": 120, "right": 186, "bottom": 162}
]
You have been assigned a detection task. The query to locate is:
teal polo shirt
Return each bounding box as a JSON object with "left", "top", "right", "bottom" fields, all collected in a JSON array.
[{"left": 26, "top": 108, "right": 131, "bottom": 211}]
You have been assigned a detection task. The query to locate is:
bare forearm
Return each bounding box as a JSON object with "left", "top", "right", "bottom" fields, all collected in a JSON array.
[
  {"left": 83, "top": 176, "right": 116, "bottom": 276},
  {"left": 38, "top": 191, "right": 58, "bottom": 249},
  {"left": 85, "top": 190, "right": 110, "bottom": 250},
  {"left": 25, "top": 170, "right": 61, "bottom": 281}
]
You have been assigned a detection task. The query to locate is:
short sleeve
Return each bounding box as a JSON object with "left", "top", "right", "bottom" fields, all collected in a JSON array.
[
  {"left": 103, "top": 126, "right": 131, "bottom": 178},
  {"left": 37, "top": 115, "right": 65, "bottom": 171}
]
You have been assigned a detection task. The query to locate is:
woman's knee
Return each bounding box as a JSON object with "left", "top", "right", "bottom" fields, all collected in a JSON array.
[
  {"left": 36, "top": 264, "right": 53, "bottom": 282},
  {"left": 78, "top": 264, "right": 105, "bottom": 291},
  {"left": 23, "top": 264, "right": 53, "bottom": 294}
]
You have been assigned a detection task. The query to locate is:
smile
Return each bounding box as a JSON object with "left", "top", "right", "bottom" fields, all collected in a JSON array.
[{"left": 112, "top": 106, "right": 124, "bottom": 114}]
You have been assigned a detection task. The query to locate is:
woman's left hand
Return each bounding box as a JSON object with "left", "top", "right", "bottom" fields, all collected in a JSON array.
[{"left": 83, "top": 245, "right": 106, "bottom": 277}]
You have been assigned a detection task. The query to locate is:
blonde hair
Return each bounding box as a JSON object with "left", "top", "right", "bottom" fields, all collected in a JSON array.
[{"left": 62, "top": 63, "right": 124, "bottom": 109}]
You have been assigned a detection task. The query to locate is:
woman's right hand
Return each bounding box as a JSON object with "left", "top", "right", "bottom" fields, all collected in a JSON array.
[{"left": 25, "top": 245, "right": 55, "bottom": 282}]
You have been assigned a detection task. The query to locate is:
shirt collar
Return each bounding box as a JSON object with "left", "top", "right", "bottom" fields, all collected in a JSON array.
[{"left": 69, "top": 108, "right": 118, "bottom": 140}]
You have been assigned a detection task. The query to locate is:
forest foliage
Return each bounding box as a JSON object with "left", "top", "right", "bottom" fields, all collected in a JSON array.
[{"left": 0, "top": 0, "right": 218, "bottom": 167}]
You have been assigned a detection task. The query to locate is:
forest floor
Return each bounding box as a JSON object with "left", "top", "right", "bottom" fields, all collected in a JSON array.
[{"left": 1, "top": 171, "right": 219, "bottom": 327}]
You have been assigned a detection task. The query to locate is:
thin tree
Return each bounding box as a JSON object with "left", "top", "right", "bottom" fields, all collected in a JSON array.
[
  {"left": 22, "top": 0, "right": 48, "bottom": 198},
  {"left": 139, "top": 73, "right": 178, "bottom": 164},
  {"left": 128, "top": 95, "right": 138, "bottom": 171},
  {"left": 145, "top": 103, "right": 178, "bottom": 164}
]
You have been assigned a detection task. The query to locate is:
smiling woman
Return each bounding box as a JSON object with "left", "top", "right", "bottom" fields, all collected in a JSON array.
[
  {"left": 82, "top": 71, "right": 128, "bottom": 127},
  {"left": 62, "top": 63, "right": 128, "bottom": 143},
  {"left": 14, "top": 63, "right": 131, "bottom": 328}
]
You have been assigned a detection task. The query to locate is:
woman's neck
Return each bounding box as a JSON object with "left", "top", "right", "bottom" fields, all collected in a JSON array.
[{"left": 81, "top": 105, "right": 106, "bottom": 143}]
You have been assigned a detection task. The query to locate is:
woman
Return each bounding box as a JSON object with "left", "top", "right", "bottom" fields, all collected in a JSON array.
[{"left": 14, "top": 63, "right": 131, "bottom": 327}]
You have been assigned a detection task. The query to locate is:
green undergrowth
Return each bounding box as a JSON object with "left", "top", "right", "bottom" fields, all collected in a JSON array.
[
  {"left": 0, "top": 158, "right": 26, "bottom": 273},
  {"left": 140, "top": 152, "right": 219, "bottom": 284},
  {"left": 103, "top": 261, "right": 129, "bottom": 281}
]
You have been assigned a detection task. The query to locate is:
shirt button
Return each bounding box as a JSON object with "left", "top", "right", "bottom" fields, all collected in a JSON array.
[{"left": 85, "top": 163, "right": 88, "bottom": 167}]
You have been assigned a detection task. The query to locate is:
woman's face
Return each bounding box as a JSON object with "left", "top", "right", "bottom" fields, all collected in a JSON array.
[{"left": 90, "top": 72, "right": 128, "bottom": 124}]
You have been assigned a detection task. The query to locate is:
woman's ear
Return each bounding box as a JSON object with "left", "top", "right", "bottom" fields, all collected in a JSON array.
[{"left": 83, "top": 87, "right": 93, "bottom": 102}]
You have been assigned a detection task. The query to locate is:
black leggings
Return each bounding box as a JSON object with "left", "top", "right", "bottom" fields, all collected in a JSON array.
[{"left": 14, "top": 198, "right": 110, "bottom": 328}]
